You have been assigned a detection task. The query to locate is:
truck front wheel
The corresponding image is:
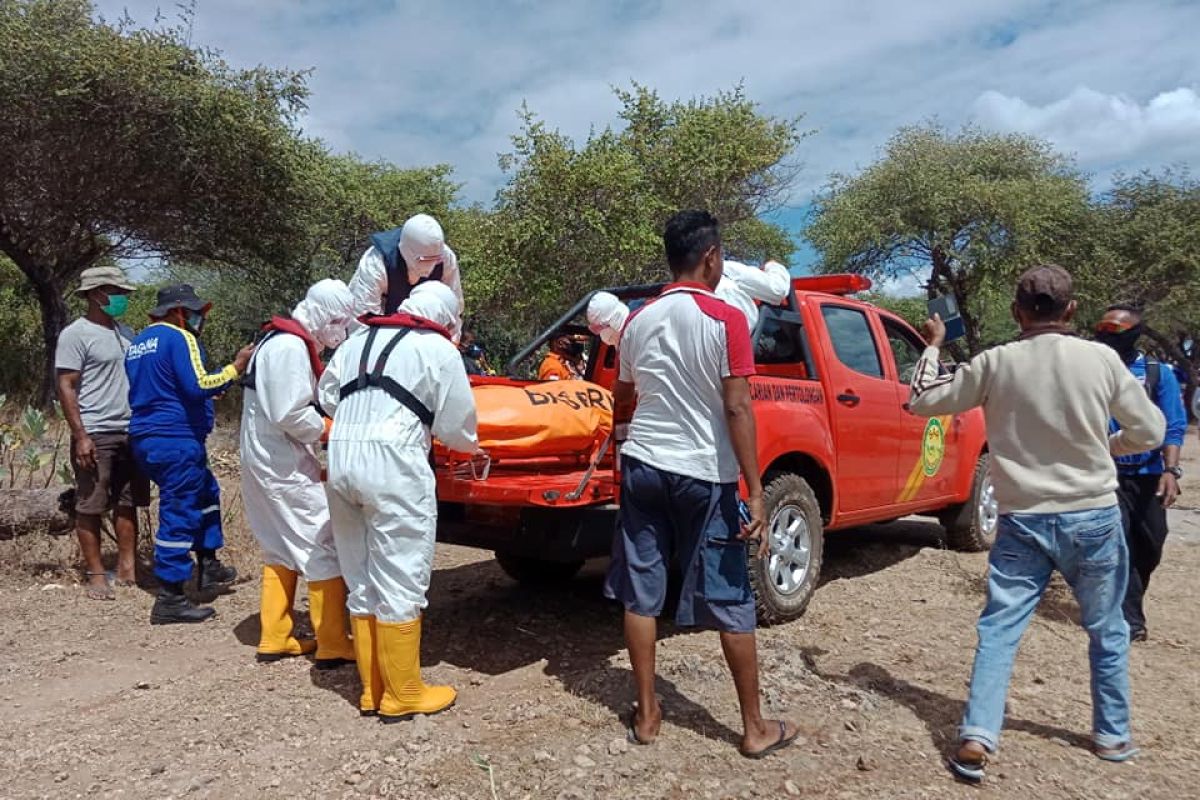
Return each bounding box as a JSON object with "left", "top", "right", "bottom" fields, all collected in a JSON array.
[
  {"left": 939, "top": 453, "right": 998, "bottom": 552},
  {"left": 749, "top": 473, "right": 825, "bottom": 625},
  {"left": 494, "top": 552, "right": 585, "bottom": 585}
]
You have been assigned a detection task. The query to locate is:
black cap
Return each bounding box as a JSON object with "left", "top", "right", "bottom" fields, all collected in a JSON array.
[
  {"left": 1015, "top": 264, "right": 1073, "bottom": 317},
  {"left": 149, "top": 284, "right": 212, "bottom": 318}
]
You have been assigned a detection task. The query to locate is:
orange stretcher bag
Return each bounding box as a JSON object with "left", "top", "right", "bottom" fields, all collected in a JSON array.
[{"left": 467, "top": 380, "right": 613, "bottom": 459}]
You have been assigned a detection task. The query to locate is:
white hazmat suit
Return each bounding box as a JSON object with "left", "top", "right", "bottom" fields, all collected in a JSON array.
[
  {"left": 318, "top": 280, "right": 478, "bottom": 721},
  {"left": 717, "top": 259, "right": 792, "bottom": 331},
  {"left": 240, "top": 278, "right": 357, "bottom": 665},
  {"left": 348, "top": 213, "right": 465, "bottom": 341}
]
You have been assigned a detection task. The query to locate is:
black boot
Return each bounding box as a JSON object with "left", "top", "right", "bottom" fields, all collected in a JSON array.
[
  {"left": 150, "top": 581, "right": 215, "bottom": 625},
  {"left": 196, "top": 550, "right": 237, "bottom": 591}
]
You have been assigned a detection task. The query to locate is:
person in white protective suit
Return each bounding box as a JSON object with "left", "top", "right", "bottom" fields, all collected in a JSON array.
[
  {"left": 347, "top": 213, "right": 465, "bottom": 341},
  {"left": 717, "top": 259, "right": 792, "bottom": 332},
  {"left": 317, "top": 281, "right": 478, "bottom": 722},
  {"left": 587, "top": 259, "right": 792, "bottom": 343},
  {"left": 239, "top": 279, "right": 358, "bottom": 666},
  {"left": 586, "top": 291, "right": 630, "bottom": 346}
]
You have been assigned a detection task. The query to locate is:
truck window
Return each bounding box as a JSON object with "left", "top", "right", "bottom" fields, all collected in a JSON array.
[
  {"left": 754, "top": 307, "right": 813, "bottom": 379},
  {"left": 882, "top": 319, "right": 925, "bottom": 383},
  {"left": 821, "top": 305, "right": 883, "bottom": 378}
]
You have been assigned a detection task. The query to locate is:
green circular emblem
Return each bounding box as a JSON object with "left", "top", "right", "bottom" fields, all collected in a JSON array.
[{"left": 922, "top": 417, "right": 946, "bottom": 477}]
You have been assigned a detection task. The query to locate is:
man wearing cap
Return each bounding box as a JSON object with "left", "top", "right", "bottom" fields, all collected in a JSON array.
[
  {"left": 125, "top": 285, "right": 254, "bottom": 624},
  {"left": 348, "top": 213, "right": 465, "bottom": 341},
  {"left": 55, "top": 266, "right": 150, "bottom": 600},
  {"left": 1093, "top": 304, "right": 1187, "bottom": 642},
  {"left": 908, "top": 264, "right": 1165, "bottom": 782}
]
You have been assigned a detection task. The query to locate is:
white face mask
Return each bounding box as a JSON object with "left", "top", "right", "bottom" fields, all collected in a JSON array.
[
  {"left": 316, "top": 320, "right": 349, "bottom": 349},
  {"left": 590, "top": 323, "right": 621, "bottom": 346}
]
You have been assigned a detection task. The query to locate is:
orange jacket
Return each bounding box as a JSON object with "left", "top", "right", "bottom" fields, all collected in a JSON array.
[{"left": 538, "top": 352, "right": 579, "bottom": 382}]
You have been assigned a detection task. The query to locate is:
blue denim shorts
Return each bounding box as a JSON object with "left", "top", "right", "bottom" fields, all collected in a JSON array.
[{"left": 603, "top": 456, "right": 756, "bottom": 633}]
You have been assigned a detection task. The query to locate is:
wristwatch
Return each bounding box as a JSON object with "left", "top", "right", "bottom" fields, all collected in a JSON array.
[{"left": 1165, "top": 466, "right": 1183, "bottom": 479}]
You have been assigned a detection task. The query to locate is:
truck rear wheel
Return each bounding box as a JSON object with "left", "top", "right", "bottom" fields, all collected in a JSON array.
[
  {"left": 940, "top": 453, "right": 998, "bottom": 552},
  {"left": 750, "top": 473, "right": 824, "bottom": 625},
  {"left": 494, "top": 552, "right": 585, "bottom": 585}
]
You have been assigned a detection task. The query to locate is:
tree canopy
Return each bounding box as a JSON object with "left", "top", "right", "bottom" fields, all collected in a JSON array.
[
  {"left": 465, "top": 84, "right": 808, "bottom": 344},
  {"left": 0, "top": 0, "right": 322, "bottom": 403},
  {"left": 806, "top": 124, "right": 1092, "bottom": 353}
]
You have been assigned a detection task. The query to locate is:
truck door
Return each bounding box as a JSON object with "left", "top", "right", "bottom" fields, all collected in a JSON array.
[
  {"left": 880, "top": 316, "right": 957, "bottom": 505},
  {"left": 817, "top": 303, "right": 901, "bottom": 511}
]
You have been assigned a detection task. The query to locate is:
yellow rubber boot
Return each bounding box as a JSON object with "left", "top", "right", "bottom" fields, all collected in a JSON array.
[
  {"left": 351, "top": 615, "right": 384, "bottom": 716},
  {"left": 376, "top": 617, "right": 456, "bottom": 722},
  {"left": 308, "top": 577, "right": 356, "bottom": 668},
  {"left": 256, "top": 565, "right": 316, "bottom": 662}
]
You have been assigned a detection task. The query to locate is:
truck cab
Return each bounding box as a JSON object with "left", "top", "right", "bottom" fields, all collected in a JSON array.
[{"left": 436, "top": 275, "right": 994, "bottom": 622}]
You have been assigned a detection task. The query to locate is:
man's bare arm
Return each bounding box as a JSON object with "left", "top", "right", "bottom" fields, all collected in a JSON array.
[
  {"left": 56, "top": 369, "right": 94, "bottom": 470},
  {"left": 613, "top": 380, "right": 636, "bottom": 431},
  {"left": 722, "top": 375, "right": 766, "bottom": 554}
]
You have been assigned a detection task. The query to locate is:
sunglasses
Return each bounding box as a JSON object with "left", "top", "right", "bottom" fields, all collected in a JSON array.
[{"left": 1095, "top": 320, "right": 1137, "bottom": 334}]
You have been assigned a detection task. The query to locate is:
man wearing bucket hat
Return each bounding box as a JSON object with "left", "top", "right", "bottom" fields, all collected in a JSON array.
[
  {"left": 125, "top": 284, "right": 255, "bottom": 624},
  {"left": 55, "top": 266, "right": 150, "bottom": 600},
  {"left": 347, "top": 213, "right": 465, "bottom": 341}
]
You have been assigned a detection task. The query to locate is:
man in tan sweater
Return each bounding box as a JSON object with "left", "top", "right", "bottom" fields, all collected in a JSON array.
[{"left": 908, "top": 265, "right": 1165, "bottom": 784}]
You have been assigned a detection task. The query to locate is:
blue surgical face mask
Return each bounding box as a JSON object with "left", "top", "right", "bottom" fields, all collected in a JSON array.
[{"left": 185, "top": 310, "right": 206, "bottom": 336}]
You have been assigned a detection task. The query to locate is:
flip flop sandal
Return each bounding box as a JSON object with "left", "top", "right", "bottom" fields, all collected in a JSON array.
[
  {"left": 624, "top": 699, "right": 661, "bottom": 746},
  {"left": 1095, "top": 742, "right": 1140, "bottom": 763},
  {"left": 739, "top": 720, "right": 799, "bottom": 760},
  {"left": 948, "top": 746, "right": 988, "bottom": 784},
  {"left": 84, "top": 572, "right": 115, "bottom": 601}
]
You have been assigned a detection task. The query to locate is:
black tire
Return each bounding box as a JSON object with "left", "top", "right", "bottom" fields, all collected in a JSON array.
[
  {"left": 749, "top": 473, "right": 825, "bottom": 625},
  {"left": 939, "top": 453, "right": 996, "bottom": 552},
  {"left": 494, "top": 552, "right": 585, "bottom": 585}
]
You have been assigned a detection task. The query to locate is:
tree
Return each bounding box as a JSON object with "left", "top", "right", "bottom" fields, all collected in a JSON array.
[
  {"left": 467, "top": 84, "right": 808, "bottom": 344},
  {"left": 305, "top": 156, "right": 460, "bottom": 277},
  {"left": 806, "top": 124, "right": 1091, "bottom": 353},
  {"left": 0, "top": 0, "right": 322, "bottom": 404},
  {"left": 1082, "top": 169, "right": 1200, "bottom": 393}
]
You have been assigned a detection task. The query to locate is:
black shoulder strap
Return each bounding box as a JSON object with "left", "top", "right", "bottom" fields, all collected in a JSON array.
[
  {"left": 338, "top": 327, "right": 434, "bottom": 427},
  {"left": 353, "top": 326, "right": 381, "bottom": 393},
  {"left": 241, "top": 330, "right": 283, "bottom": 390},
  {"left": 1144, "top": 359, "right": 1160, "bottom": 400}
]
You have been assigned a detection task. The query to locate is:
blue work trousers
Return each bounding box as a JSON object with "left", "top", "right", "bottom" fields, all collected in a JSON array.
[
  {"left": 131, "top": 435, "right": 224, "bottom": 583},
  {"left": 960, "top": 505, "right": 1132, "bottom": 752}
]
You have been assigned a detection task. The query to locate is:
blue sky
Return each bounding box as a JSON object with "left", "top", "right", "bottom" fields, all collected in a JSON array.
[{"left": 96, "top": 1, "right": 1199, "bottom": 290}]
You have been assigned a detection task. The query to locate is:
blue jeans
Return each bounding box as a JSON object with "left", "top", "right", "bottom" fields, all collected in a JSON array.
[{"left": 960, "top": 506, "right": 1131, "bottom": 752}]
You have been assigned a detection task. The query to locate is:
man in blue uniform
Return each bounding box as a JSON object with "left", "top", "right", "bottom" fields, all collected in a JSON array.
[
  {"left": 1095, "top": 304, "right": 1187, "bottom": 642},
  {"left": 125, "top": 285, "right": 255, "bottom": 624}
]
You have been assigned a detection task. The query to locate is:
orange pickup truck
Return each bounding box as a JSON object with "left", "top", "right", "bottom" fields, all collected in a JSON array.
[{"left": 436, "top": 275, "right": 994, "bottom": 622}]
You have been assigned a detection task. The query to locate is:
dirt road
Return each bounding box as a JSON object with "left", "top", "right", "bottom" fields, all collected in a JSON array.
[{"left": 2, "top": 460, "right": 1198, "bottom": 799}]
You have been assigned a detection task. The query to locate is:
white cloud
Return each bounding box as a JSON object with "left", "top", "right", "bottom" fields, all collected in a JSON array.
[
  {"left": 90, "top": 0, "right": 1200, "bottom": 227},
  {"left": 972, "top": 86, "right": 1200, "bottom": 166}
]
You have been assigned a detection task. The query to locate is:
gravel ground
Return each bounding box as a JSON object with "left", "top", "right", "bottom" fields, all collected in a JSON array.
[{"left": 1, "top": 442, "right": 1197, "bottom": 800}]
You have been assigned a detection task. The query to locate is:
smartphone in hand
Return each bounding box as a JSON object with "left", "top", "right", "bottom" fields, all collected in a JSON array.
[{"left": 927, "top": 295, "right": 967, "bottom": 343}]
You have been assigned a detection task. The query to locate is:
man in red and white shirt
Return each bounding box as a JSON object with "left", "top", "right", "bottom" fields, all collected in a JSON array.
[{"left": 606, "top": 210, "right": 798, "bottom": 759}]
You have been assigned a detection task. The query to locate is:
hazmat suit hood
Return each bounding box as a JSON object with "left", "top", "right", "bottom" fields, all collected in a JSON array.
[
  {"left": 292, "top": 278, "right": 355, "bottom": 350},
  {"left": 586, "top": 291, "right": 629, "bottom": 346},
  {"left": 399, "top": 281, "right": 459, "bottom": 332},
  {"left": 398, "top": 214, "right": 446, "bottom": 281}
]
